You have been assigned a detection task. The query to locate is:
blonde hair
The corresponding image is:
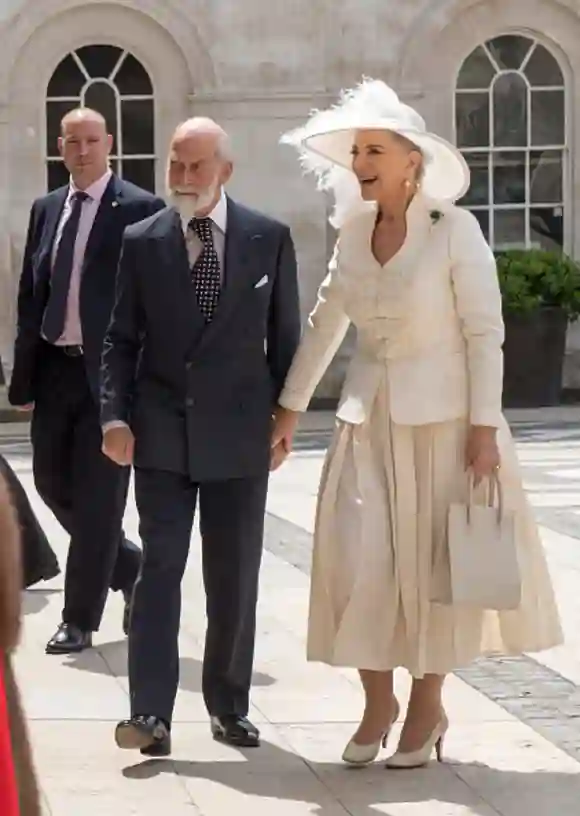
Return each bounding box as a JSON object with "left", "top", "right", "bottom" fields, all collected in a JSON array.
[{"left": 390, "top": 132, "right": 425, "bottom": 183}]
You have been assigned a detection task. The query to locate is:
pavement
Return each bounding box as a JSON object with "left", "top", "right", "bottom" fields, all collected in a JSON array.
[{"left": 3, "top": 406, "right": 580, "bottom": 815}]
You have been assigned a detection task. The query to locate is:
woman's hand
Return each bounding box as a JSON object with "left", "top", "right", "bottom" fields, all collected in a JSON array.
[{"left": 466, "top": 425, "right": 500, "bottom": 485}]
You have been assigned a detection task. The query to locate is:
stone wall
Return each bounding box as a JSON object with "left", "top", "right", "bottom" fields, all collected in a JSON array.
[{"left": 0, "top": 0, "right": 579, "bottom": 393}]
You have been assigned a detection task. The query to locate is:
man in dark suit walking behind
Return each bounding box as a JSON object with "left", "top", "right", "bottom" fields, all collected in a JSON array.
[
  {"left": 101, "top": 118, "right": 301, "bottom": 755},
  {"left": 9, "top": 108, "right": 165, "bottom": 654}
]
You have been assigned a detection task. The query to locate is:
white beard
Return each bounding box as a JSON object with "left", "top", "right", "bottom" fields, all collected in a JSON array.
[{"left": 169, "top": 179, "right": 220, "bottom": 221}]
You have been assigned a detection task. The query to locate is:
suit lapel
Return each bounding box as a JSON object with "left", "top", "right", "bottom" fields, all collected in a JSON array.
[
  {"left": 162, "top": 206, "right": 189, "bottom": 272},
  {"left": 32, "top": 190, "right": 67, "bottom": 312},
  {"left": 221, "top": 197, "right": 253, "bottom": 306},
  {"left": 158, "top": 208, "right": 207, "bottom": 345},
  {"left": 42, "top": 188, "right": 68, "bottom": 261},
  {"left": 167, "top": 207, "right": 206, "bottom": 319},
  {"left": 82, "top": 174, "right": 121, "bottom": 267}
]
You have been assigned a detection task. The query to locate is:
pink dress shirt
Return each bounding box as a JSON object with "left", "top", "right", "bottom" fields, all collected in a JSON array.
[{"left": 51, "top": 169, "right": 113, "bottom": 346}]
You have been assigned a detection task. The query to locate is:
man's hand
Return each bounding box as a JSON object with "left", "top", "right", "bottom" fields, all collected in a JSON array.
[
  {"left": 271, "top": 406, "right": 300, "bottom": 459},
  {"left": 102, "top": 425, "right": 135, "bottom": 467},
  {"left": 14, "top": 403, "right": 34, "bottom": 412},
  {"left": 466, "top": 425, "right": 500, "bottom": 485}
]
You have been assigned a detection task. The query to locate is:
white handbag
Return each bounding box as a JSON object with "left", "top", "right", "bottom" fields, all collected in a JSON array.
[{"left": 444, "top": 473, "right": 521, "bottom": 610}]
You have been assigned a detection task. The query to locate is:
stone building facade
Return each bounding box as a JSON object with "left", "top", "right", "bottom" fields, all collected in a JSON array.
[{"left": 0, "top": 0, "right": 580, "bottom": 394}]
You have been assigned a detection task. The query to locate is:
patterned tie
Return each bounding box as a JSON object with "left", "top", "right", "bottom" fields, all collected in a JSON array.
[
  {"left": 42, "top": 190, "right": 88, "bottom": 343},
  {"left": 189, "top": 217, "right": 221, "bottom": 321}
]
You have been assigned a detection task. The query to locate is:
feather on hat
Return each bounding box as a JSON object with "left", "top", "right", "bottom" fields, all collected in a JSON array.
[{"left": 281, "top": 78, "right": 469, "bottom": 226}]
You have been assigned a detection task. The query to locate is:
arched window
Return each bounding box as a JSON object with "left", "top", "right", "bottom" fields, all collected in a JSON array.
[
  {"left": 455, "top": 35, "right": 566, "bottom": 251},
  {"left": 46, "top": 45, "right": 155, "bottom": 192}
]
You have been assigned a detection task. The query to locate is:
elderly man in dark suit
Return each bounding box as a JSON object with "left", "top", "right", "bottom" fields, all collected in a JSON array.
[
  {"left": 101, "top": 117, "right": 301, "bottom": 756},
  {"left": 8, "top": 108, "right": 165, "bottom": 654}
]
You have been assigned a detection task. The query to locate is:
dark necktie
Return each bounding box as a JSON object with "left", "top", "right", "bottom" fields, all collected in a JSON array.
[
  {"left": 189, "top": 217, "right": 221, "bottom": 321},
  {"left": 42, "top": 190, "right": 88, "bottom": 343}
]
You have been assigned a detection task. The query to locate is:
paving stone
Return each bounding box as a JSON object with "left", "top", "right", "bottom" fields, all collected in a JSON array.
[{"left": 7, "top": 411, "right": 580, "bottom": 813}]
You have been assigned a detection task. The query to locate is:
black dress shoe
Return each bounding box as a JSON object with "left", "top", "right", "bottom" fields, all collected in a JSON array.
[
  {"left": 210, "top": 715, "right": 260, "bottom": 747},
  {"left": 45, "top": 623, "right": 92, "bottom": 655},
  {"left": 115, "top": 715, "right": 171, "bottom": 757}
]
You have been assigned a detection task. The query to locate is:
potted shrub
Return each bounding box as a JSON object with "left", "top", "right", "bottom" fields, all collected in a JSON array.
[{"left": 495, "top": 248, "right": 580, "bottom": 408}]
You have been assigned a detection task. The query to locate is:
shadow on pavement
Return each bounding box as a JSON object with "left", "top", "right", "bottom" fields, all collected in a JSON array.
[
  {"left": 120, "top": 740, "right": 580, "bottom": 816},
  {"left": 22, "top": 588, "right": 61, "bottom": 616},
  {"left": 63, "top": 640, "right": 276, "bottom": 694}
]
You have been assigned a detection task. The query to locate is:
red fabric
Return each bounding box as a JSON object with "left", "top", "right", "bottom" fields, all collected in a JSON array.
[{"left": 0, "top": 661, "right": 18, "bottom": 815}]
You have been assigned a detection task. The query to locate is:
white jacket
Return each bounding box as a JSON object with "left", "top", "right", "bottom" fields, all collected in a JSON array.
[{"left": 278, "top": 194, "right": 504, "bottom": 427}]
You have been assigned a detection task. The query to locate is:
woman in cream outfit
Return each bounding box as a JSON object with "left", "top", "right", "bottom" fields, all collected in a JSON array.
[{"left": 272, "top": 80, "right": 562, "bottom": 768}]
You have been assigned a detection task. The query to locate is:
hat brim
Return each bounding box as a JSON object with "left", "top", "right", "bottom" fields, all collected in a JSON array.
[{"left": 301, "top": 125, "right": 470, "bottom": 203}]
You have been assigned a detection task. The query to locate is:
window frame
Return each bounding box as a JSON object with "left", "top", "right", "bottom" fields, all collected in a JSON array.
[
  {"left": 45, "top": 47, "right": 156, "bottom": 191},
  {"left": 453, "top": 35, "right": 569, "bottom": 253}
]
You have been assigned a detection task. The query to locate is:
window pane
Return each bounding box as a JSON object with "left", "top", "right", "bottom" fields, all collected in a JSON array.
[
  {"left": 120, "top": 159, "right": 155, "bottom": 192},
  {"left": 84, "top": 82, "right": 118, "bottom": 149},
  {"left": 530, "top": 207, "right": 564, "bottom": 250},
  {"left": 46, "top": 100, "right": 78, "bottom": 156},
  {"left": 487, "top": 35, "right": 532, "bottom": 71},
  {"left": 531, "top": 90, "right": 564, "bottom": 145},
  {"left": 530, "top": 150, "right": 563, "bottom": 203},
  {"left": 493, "top": 73, "right": 527, "bottom": 147},
  {"left": 494, "top": 210, "right": 525, "bottom": 248},
  {"left": 460, "top": 152, "right": 489, "bottom": 206},
  {"left": 524, "top": 45, "right": 564, "bottom": 87},
  {"left": 471, "top": 209, "right": 490, "bottom": 241},
  {"left": 493, "top": 152, "right": 525, "bottom": 205},
  {"left": 114, "top": 53, "right": 153, "bottom": 95},
  {"left": 75, "top": 45, "right": 123, "bottom": 79},
  {"left": 456, "top": 46, "right": 495, "bottom": 89},
  {"left": 121, "top": 100, "right": 154, "bottom": 155},
  {"left": 47, "top": 161, "right": 69, "bottom": 192},
  {"left": 47, "top": 54, "right": 85, "bottom": 97},
  {"left": 455, "top": 93, "right": 489, "bottom": 148}
]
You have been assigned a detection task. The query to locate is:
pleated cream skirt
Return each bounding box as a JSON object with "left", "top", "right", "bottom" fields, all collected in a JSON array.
[{"left": 307, "top": 378, "right": 563, "bottom": 677}]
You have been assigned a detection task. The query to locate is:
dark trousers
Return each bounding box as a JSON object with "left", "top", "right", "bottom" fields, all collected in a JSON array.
[
  {"left": 130, "top": 467, "right": 268, "bottom": 725},
  {"left": 30, "top": 344, "right": 140, "bottom": 631}
]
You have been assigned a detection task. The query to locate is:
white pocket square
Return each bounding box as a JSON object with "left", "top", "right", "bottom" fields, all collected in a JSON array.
[{"left": 254, "top": 275, "right": 268, "bottom": 289}]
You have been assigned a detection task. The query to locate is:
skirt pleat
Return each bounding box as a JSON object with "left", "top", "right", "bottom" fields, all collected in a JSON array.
[{"left": 306, "top": 378, "right": 563, "bottom": 676}]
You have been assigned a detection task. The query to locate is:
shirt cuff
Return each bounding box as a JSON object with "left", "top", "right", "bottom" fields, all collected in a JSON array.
[
  {"left": 278, "top": 389, "right": 310, "bottom": 413},
  {"left": 102, "top": 420, "right": 130, "bottom": 433},
  {"left": 469, "top": 408, "right": 502, "bottom": 428}
]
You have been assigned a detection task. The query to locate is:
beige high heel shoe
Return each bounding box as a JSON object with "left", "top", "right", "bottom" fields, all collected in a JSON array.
[
  {"left": 342, "top": 699, "right": 400, "bottom": 767},
  {"left": 385, "top": 715, "right": 448, "bottom": 769}
]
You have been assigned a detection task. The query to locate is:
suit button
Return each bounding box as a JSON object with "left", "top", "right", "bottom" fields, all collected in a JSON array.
[
  {"left": 186, "top": 398, "right": 194, "bottom": 407},
  {"left": 185, "top": 361, "right": 193, "bottom": 370}
]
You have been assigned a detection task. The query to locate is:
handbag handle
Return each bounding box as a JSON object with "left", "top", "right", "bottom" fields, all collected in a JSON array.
[{"left": 466, "top": 471, "right": 504, "bottom": 525}]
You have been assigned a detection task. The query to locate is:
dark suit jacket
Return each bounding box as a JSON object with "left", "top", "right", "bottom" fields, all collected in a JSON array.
[
  {"left": 8, "top": 175, "right": 165, "bottom": 406},
  {"left": 100, "top": 198, "right": 301, "bottom": 482}
]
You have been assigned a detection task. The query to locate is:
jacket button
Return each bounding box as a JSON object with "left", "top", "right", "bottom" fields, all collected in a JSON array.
[
  {"left": 186, "top": 397, "right": 194, "bottom": 407},
  {"left": 185, "top": 361, "right": 193, "bottom": 370}
]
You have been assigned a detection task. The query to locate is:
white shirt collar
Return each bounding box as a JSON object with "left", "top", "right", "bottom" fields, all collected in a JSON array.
[
  {"left": 181, "top": 187, "right": 228, "bottom": 234},
  {"left": 69, "top": 168, "right": 112, "bottom": 203}
]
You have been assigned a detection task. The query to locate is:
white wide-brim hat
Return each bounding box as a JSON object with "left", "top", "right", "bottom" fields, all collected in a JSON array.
[{"left": 282, "top": 79, "right": 470, "bottom": 204}]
